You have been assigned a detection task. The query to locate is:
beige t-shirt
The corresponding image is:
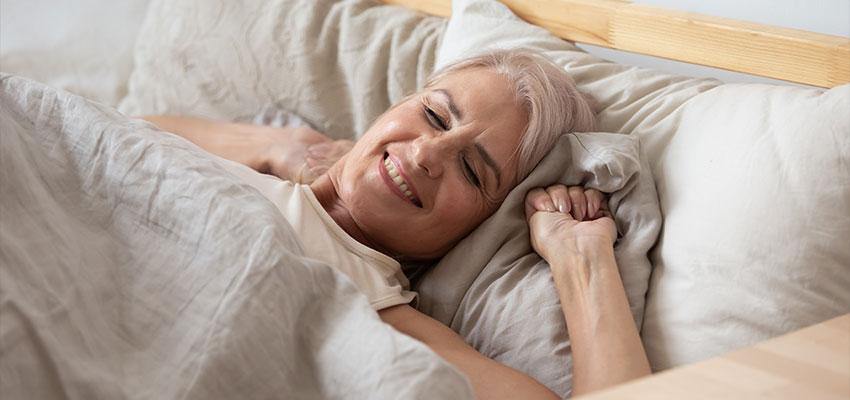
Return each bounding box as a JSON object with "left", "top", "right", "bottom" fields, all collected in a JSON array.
[{"left": 215, "top": 158, "right": 416, "bottom": 310}]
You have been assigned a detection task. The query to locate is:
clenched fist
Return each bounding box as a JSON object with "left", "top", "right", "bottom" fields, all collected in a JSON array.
[{"left": 524, "top": 184, "right": 617, "bottom": 263}]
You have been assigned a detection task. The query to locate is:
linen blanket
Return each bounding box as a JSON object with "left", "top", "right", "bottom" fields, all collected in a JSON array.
[{"left": 0, "top": 75, "right": 472, "bottom": 399}]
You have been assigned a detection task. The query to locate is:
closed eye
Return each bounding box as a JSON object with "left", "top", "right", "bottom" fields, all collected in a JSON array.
[
  {"left": 424, "top": 106, "right": 449, "bottom": 130},
  {"left": 462, "top": 156, "right": 481, "bottom": 187}
]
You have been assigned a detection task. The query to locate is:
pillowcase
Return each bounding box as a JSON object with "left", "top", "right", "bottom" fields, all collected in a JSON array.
[
  {"left": 430, "top": 0, "right": 850, "bottom": 380},
  {"left": 640, "top": 84, "right": 850, "bottom": 369},
  {"left": 118, "top": 0, "right": 445, "bottom": 140}
]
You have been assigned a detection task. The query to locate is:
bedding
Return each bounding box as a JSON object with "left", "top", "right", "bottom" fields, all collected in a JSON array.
[
  {"left": 0, "top": 74, "right": 472, "bottom": 400},
  {"left": 436, "top": 0, "right": 850, "bottom": 373},
  {"left": 119, "top": 1, "right": 664, "bottom": 396},
  {"left": 118, "top": 0, "right": 445, "bottom": 140},
  {"left": 97, "top": 0, "right": 850, "bottom": 395}
]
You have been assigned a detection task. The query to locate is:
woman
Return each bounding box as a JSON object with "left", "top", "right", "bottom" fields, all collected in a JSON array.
[{"left": 143, "top": 50, "right": 650, "bottom": 398}]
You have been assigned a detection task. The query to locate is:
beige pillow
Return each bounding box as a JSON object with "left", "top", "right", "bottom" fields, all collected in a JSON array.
[{"left": 118, "top": 0, "right": 444, "bottom": 140}]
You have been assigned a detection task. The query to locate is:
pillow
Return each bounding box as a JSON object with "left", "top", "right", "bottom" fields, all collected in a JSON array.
[
  {"left": 118, "top": 0, "right": 445, "bottom": 140},
  {"left": 427, "top": 0, "right": 850, "bottom": 383},
  {"left": 641, "top": 84, "right": 850, "bottom": 369}
]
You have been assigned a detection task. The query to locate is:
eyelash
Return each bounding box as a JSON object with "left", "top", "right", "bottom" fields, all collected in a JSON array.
[
  {"left": 462, "top": 156, "right": 481, "bottom": 187},
  {"left": 424, "top": 105, "right": 449, "bottom": 130}
]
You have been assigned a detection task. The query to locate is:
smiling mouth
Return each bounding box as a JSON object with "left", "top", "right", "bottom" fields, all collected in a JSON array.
[{"left": 382, "top": 152, "right": 422, "bottom": 208}]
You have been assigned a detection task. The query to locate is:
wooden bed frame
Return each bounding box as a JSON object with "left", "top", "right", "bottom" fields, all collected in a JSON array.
[{"left": 384, "top": 0, "right": 850, "bottom": 88}]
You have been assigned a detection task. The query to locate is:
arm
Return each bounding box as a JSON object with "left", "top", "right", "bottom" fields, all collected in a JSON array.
[
  {"left": 139, "top": 115, "right": 352, "bottom": 183},
  {"left": 550, "top": 243, "right": 650, "bottom": 394},
  {"left": 525, "top": 185, "right": 651, "bottom": 396},
  {"left": 379, "top": 304, "right": 559, "bottom": 400}
]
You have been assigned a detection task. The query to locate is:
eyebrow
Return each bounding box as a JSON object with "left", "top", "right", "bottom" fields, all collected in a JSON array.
[
  {"left": 434, "top": 89, "right": 463, "bottom": 121},
  {"left": 475, "top": 142, "right": 502, "bottom": 189}
]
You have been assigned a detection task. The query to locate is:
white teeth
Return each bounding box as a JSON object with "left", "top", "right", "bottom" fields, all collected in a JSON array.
[{"left": 383, "top": 156, "right": 419, "bottom": 205}]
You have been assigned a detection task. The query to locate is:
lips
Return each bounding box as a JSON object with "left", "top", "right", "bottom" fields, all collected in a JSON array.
[{"left": 379, "top": 152, "right": 422, "bottom": 208}]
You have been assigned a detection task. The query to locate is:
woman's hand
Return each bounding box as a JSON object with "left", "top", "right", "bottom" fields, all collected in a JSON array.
[
  {"left": 140, "top": 116, "right": 352, "bottom": 183},
  {"left": 526, "top": 186, "right": 650, "bottom": 394},
  {"left": 524, "top": 184, "right": 616, "bottom": 263},
  {"left": 270, "top": 130, "right": 353, "bottom": 184}
]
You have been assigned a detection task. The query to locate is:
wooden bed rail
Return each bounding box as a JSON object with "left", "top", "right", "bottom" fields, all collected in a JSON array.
[{"left": 382, "top": 0, "right": 850, "bottom": 88}]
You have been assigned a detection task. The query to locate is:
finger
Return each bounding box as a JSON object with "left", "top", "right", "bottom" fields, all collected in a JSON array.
[
  {"left": 306, "top": 142, "right": 335, "bottom": 158},
  {"left": 568, "top": 186, "right": 587, "bottom": 220},
  {"left": 599, "top": 199, "right": 611, "bottom": 218},
  {"left": 598, "top": 199, "right": 614, "bottom": 222},
  {"left": 545, "top": 184, "right": 570, "bottom": 214},
  {"left": 524, "top": 188, "right": 554, "bottom": 221},
  {"left": 585, "top": 188, "right": 604, "bottom": 219}
]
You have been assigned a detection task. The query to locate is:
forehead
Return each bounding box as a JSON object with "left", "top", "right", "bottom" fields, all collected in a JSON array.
[{"left": 431, "top": 68, "right": 523, "bottom": 120}]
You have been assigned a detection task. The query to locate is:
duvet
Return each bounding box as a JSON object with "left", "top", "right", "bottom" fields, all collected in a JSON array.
[{"left": 0, "top": 75, "right": 472, "bottom": 399}]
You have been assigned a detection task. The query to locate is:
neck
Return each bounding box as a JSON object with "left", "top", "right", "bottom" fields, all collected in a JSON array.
[{"left": 309, "top": 173, "right": 382, "bottom": 253}]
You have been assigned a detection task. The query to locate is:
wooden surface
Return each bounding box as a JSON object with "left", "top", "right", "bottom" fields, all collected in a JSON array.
[
  {"left": 576, "top": 314, "right": 850, "bottom": 399},
  {"left": 382, "top": 0, "right": 850, "bottom": 88}
]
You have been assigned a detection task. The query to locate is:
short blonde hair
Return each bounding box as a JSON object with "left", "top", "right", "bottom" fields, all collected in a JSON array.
[{"left": 426, "top": 49, "right": 597, "bottom": 183}]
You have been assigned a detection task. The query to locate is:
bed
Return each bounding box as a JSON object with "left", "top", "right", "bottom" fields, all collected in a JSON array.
[{"left": 1, "top": 0, "right": 848, "bottom": 399}]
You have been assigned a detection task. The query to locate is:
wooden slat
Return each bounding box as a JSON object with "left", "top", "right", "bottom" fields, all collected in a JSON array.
[{"left": 382, "top": 0, "right": 850, "bottom": 88}]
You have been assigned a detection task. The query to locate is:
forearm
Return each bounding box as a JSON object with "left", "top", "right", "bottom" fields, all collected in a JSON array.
[
  {"left": 550, "top": 245, "right": 651, "bottom": 396},
  {"left": 142, "top": 115, "right": 227, "bottom": 145},
  {"left": 141, "top": 115, "right": 266, "bottom": 151},
  {"left": 140, "top": 115, "right": 277, "bottom": 172},
  {"left": 139, "top": 115, "right": 344, "bottom": 183}
]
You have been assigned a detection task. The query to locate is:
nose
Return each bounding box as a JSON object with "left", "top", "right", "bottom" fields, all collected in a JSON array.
[{"left": 411, "top": 133, "right": 464, "bottom": 179}]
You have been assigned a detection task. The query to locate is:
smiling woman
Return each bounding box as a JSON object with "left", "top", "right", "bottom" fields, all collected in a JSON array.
[
  {"left": 141, "top": 49, "right": 648, "bottom": 399},
  {"left": 315, "top": 66, "right": 529, "bottom": 260}
]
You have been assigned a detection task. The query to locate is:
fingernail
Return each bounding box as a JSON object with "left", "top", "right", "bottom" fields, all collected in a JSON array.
[{"left": 558, "top": 200, "right": 567, "bottom": 213}]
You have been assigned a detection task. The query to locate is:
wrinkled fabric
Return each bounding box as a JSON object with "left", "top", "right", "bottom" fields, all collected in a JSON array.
[
  {"left": 118, "top": 0, "right": 445, "bottom": 141},
  {"left": 0, "top": 75, "right": 473, "bottom": 400}
]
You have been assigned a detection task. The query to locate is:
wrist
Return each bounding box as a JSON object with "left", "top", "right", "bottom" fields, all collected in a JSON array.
[
  {"left": 548, "top": 244, "right": 617, "bottom": 296},
  {"left": 543, "top": 238, "right": 613, "bottom": 265}
]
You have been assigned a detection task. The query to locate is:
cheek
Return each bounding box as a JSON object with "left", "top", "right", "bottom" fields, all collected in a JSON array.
[
  {"left": 360, "top": 109, "right": 417, "bottom": 144},
  {"left": 431, "top": 185, "right": 493, "bottom": 230}
]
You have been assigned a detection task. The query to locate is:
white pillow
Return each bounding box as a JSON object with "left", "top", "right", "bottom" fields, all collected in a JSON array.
[
  {"left": 437, "top": 0, "right": 850, "bottom": 373},
  {"left": 641, "top": 84, "right": 850, "bottom": 369}
]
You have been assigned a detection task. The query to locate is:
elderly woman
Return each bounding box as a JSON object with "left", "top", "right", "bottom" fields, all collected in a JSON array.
[{"left": 143, "top": 50, "right": 650, "bottom": 399}]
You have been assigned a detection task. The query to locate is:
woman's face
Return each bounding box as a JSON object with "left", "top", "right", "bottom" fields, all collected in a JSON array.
[{"left": 330, "top": 68, "right": 528, "bottom": 259}]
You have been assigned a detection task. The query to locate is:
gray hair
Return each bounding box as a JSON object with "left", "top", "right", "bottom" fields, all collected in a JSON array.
[{"left": 425, "top": 49, "right": 597, "bottom": 184}]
